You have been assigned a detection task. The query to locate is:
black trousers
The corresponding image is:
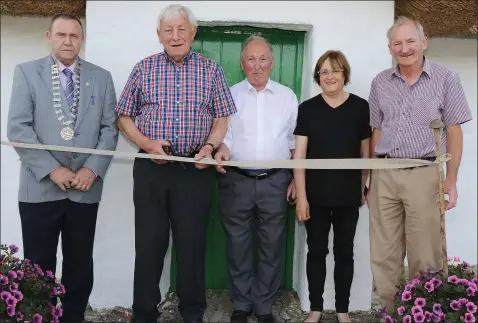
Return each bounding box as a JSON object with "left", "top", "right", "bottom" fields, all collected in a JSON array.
[
  {"left": 132, "top": 158, "right": 214, "bottom": 323},
  {"left": 19, "top": 199, "right": 99, "bottom": 322},
  {"left": 304, "top": 205, "right": 359, "bottom": 313}
]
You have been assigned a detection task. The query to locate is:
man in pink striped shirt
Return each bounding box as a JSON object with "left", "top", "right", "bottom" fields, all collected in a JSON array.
[{"left": 366, "top": 16, "right": 472, "bottom": 314}]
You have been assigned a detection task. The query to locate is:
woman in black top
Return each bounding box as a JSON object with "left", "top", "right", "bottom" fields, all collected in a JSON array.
[{"left": 293, "top": 50, "right": 371, "bottom": 323}]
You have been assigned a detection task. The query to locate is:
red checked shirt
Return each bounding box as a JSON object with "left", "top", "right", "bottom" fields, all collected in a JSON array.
[{"left": 116, "top": 49, "right": 237, "bottom": 155}]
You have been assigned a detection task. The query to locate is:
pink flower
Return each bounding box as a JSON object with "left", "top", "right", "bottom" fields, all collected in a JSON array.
[
  {"left": 458, "top": 279, "right": 470, "bottom": 286},
  {"left": 6, "top": 305, "right": 15, "bottom": 317},
  {"left": 414, "top": 312, "right": 425, "bottom": 323},
  {"left": 16, "top": 311, "right": 24, "bottom": 321},
  {"left": 59, "top": 284, "right": 65, "bottom": 294},
  {"left": 12, "top": 291, "right": 23, "bottom": 301},
  {"left": 424, "top": 281, "right": 435, "bottom": 292},
  {"left": 432, "top": 313, "right": 444, "bottom": 322},
  {"left": 415, "top": 297, "right": 426, "bottom": 307},
  {"left": 433, "top": 303, "right": 442, "bottom": 314},
  {"left": 467, "top": 302, "right": 477, "bottom": 314},
  {"left": 0, "top": 274, "right": 8, "bottom": 285},
  {"left": 424, "top": 311, "right": 432, "bottom": 321},
  {"left": 402, "top": 315, "right": 412, "bottom": 323},
  {"left": 462, "top": 261, "right": 470, "bottom": 269},
  {"left": 6, "top": 295, "right": 17, "bottom": 307},
  {"left": 33, "top": 313, "right": 42, "bottom": 323},
  {"left": 461, "top": 313, "right": 475, "bottom": 323},
  {"left": 453, "top": 256, "right": 461, "bottom": 262},
  {"left": 451, "top": 300, "right": 462, "bottom": 311},
  {"left": 431, "top": 278, "right": 442, "bottom": 288},
  {"left": 16, "top": 270, "right": 24, "bottom": 281},
  {"left": 466, "top": 287, "right": 475, "bottom": 297},
  {"left": 459, "top": 298, "right": 469, "bottom": 305},
  {"left": 8, "top": 245, "right": 19, "bottom": 253},
  {"left": 397, "top": 306, "right": 406, "bottom": 315},
  {"left": 472, "top": 277, "right": 478, "bottom": 285},
  {"left": 412, "top": 306, "right": 423, "bottom": 315},
  {"left": 384, "top": 315, "right": 394, "bottom": 323},
  {"left": 448, "top": 275, "right": 458, "bottom": 283},
  {"left": 9, "top": 282, "right": 18, "bottom": 292},
  {"left": 1, "top": 291, "right": 11, "bottom": 300},
  {"left": 7, "top": 270, "right": 17, "bottom": 279},
  {"left": 401, "top": 291, "right": 412, "bottom": 302},
  {"left": 46, "top": 270, "right": 54, "bottom": 279}
]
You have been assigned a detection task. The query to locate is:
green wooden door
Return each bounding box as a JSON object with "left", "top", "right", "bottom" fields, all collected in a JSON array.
[{"left": 170, "top": 26, "right": 305, "bottom": 290}]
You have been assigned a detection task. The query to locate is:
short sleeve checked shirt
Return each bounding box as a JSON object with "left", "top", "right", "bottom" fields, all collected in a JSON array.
[
  {"left": 115, "top": 48, "right": 237, "bottom": 155},
  {"left": 368, "top": 57, "right": 472, "bottom": 158}
]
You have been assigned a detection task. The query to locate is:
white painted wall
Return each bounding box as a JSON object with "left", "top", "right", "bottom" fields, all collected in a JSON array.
[
  {"left": 5, "top": 1, "right": 474, "bottom": 314},
  {"left": 425, "top": 38, "right": 477, "bottom": 265}
]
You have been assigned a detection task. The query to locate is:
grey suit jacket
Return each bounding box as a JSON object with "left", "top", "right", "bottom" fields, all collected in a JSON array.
[{"left": 7, "top": 55, "right": 119, "bottom": 204}]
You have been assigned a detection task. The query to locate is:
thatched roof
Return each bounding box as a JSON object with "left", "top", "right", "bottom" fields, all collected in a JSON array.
[
  {"left": 1, "top": 0, "right": 477, "bottom": 37},
  {"left": 395, "top": 0, "right": 477, "bottom": 37}
]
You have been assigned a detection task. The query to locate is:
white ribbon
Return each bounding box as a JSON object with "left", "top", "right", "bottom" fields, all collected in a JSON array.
[{"left": 0, "top": 141, "right": 451, "bottom": 170}]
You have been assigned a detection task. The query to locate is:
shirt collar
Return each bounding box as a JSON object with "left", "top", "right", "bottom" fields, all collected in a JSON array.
[
  {"left": 391, "top": 55, "right": 432, "bottom": 79},
  {"left": 53, "top": 55, "right": 77, "bottom": 75},
  {"left": 164, "top": 47, "right": 195, "bottom": 65},
  {"left": 245, "top": 78, "right": 274, "bottom": 93}
]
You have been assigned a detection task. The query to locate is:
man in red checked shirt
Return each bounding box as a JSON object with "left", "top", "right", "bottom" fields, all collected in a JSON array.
[{"left": 115, "top": 4, "right": 237, "bottom": 323}]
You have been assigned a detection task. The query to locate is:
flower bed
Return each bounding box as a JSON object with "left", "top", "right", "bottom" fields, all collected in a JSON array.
[
  {"left": 385, "top": 257, "right": 477, "bottom": 323},
  {"left": 0, "top": 244, "right": 65, "bottom": 322}
]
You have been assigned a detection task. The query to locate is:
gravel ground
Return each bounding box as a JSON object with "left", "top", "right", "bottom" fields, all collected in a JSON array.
[{"left": 87, "top": 289, "right": 384, "bottom": 323}]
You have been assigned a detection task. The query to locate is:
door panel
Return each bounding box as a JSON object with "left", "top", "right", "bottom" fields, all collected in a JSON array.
[{"left": 170, "top": 26, "right": 305, "bottom": 290}]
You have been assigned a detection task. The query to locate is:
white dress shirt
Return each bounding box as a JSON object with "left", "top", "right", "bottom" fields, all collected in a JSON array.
[
  {"left": 223, "top": 79, "right": 298, "bottom": 165},
  {"left": 55, "top": 56, "right": 78, "bottom": 91}
]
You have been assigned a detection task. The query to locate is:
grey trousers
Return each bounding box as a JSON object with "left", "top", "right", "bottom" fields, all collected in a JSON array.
[{"left": 218, "top": 168, "right": 291, "bottom": 315}]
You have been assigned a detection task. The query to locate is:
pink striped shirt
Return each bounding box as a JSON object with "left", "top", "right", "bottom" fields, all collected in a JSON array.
[{"left": 369, "top": 57, "right": 472, "bottom": 158}]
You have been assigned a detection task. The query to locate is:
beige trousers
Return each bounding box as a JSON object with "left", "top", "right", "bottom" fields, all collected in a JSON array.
[{"left": 369, "top": 165, "right": 442, "bottom": 313}]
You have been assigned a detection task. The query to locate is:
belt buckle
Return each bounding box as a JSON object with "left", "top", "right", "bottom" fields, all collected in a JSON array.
[{"left": 256, "top": 172, "right": 268, "bottom": 179}]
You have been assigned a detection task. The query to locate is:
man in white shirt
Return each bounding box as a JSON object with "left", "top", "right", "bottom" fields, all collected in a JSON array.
[{"left": 214, "top": 35, "right": 298, "bottom": 323}]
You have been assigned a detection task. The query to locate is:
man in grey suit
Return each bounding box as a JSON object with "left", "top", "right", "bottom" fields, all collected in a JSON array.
[{"left": 6, "top": 14, "right": 118, "bottom": 322}]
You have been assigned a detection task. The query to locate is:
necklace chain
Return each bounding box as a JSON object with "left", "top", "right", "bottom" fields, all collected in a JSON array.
[{"left": 51, "top": 57, "right": 81, "bottom": 127}]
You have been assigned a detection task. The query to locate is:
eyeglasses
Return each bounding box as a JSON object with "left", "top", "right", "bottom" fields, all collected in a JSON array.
[{"left": 318, "top": 69, "right": 343, "bottom": 77}]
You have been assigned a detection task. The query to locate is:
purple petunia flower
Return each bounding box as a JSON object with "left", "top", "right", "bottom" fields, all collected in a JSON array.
[
  {"left": 462, "top": 261, "right": 470, "bottom": 269},
  {"left": 461, "top": 313, "right": 476, "bottom": 323},
  {"left": 451, "top": 300, "right": 462, "bottom": 311},
  {"left": 16, "top": 270, "right": 23, "bottom": 281},
  {"left": 458, "top": 279, "right": 470, "bottom": 286},
  {"left": 7, "top": 270, "right": 17, "bottom": 279},
  {"left": 59, "top": 284, "right": 65, "bottom": 294},
  {"left": 402, "top": 315, "right": 412, "bottom": 323},
  {"left": 401, "top": 291, "right": 412, "bottom": 302},
  {"left": 415, "top": 297, "right": 426, "bottom": 307},
  {"left": 404, "top": 284, "right": 412, "bottom": 291},
  {"left": 467, "top": 302, "right": 477, "bottom": 314},
  {"left": 16, "top": 312, "right": 23, "bottom": 321},
  {"left": 448, "top": 275, "right": 458, "bottom": 284},
  {"left": 33, "top": 313, "right": 42, "bottom": 323},
  {"left": 9, "top": 282, "right": 18, "bottom": 292},
  {"left": 412, "top": 306, "right": 423, "bottom": 315},
  {"left": 433, "top": 303, "right": 442, "bottom": 314},
  {"left": 384, "top": 315, "right": 394, "bottom": 323},
  {"left": 466, "top": 287, "right": 476, "bottom": 297},
  {"left": 0, "top": 274, "right": 8, "bottom": 285},
  {"left": 6, "top": 305, "right": 15, "bottom": 317},
  {"left": 431, "top": 278, "right": 443, "bottom": 288},
  {"left": 424, "top": 311, "right": 432, "bottom": 321},
  {"left": 433, "top": 312, "right": 445, "bottom": 323},
  {"left": 414, "top": 312, "right": 425, "bottom": 323},
  {"left": 472, "top": 277, "right": 478, "bottom": 285},
  {"left": 6, "top": 295, "right": 17, "bottom": 307},
  {"left": 0, "top": 291, "right": 11, "bottom": 300},
  {"left": 12, "top": 290, "right": 23, "bottom": 301},
  {"left": 459, "top": 298, "right": 469, "bottom": 305},
  {"left": 397, "top": 306, "right": 406, "bottom": 315},
  {"left": 8, "top": 245, "right": 19, "bottom": 253},
  {"left": 425, "top": 281, "right": 435, "bottom": 292},
  {"left": 46, "top": 270, "right": 54, "bottom": 279}
]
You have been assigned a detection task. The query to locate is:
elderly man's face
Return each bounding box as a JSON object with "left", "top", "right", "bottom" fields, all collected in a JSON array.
[
  {"left": 47, "top": 18, "right": 83, "bottom": 66},
  {"left": 157, "top": 16, "right": 196, "bottom": 63},
  {"left": 240, "top": 40, "right": 273, "bottom": 90},
  {"left": 388, "top": 22, "right": 427, "bottom": 68}
]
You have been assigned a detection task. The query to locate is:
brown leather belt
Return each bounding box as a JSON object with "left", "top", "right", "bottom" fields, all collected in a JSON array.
[
  {"left": 376, "top": 155, "right": 436, "bottom": 162},
  {"left": 229, "top": 166, "right": 283, "bottom": 179}
]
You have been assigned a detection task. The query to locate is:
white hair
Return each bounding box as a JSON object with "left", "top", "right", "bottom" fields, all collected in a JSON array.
[
  {"left": 386, "top": 16, "right": 426, "bottom": 43},
  {"left": 156, "top": 4, "right": 198, "bottom": 30},
  {"left": 240, "top": 34, "right": 273, "bottom": 58}
]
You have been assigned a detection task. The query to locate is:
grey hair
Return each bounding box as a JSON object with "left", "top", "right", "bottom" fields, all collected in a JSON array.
[
  {"left": 156, "top": 4, "right": 198, "bottom": 30},
  {"left": 240, "top": 35, "right": 273, "bottom": 58},
  {"left": 386, "top": 16, "right": 426, "bottom": 43}
]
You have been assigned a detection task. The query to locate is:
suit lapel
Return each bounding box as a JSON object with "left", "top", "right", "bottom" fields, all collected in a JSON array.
[
  {"left": 39, "top": 55, "right": 72, "bottom": 119},
  {"left": 75, "top": 58, "right": 95, "bottom": 130}
]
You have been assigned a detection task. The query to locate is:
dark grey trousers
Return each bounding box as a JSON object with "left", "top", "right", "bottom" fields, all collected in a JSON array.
[{"left": 218, "top": 168, "right": 291, "bottom": 315}]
